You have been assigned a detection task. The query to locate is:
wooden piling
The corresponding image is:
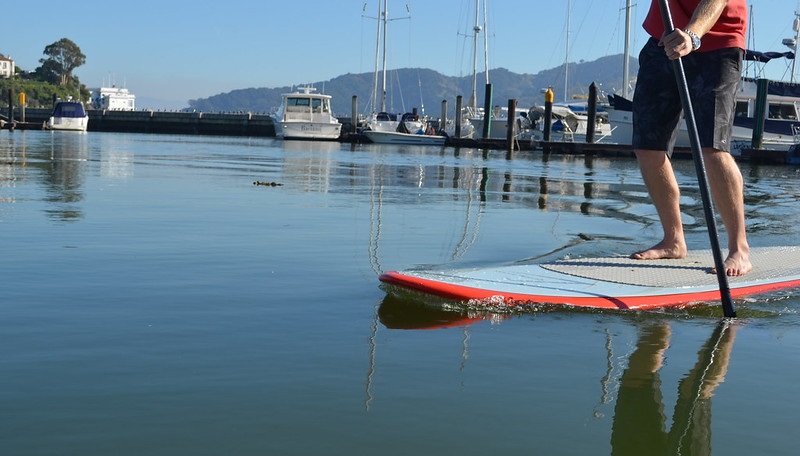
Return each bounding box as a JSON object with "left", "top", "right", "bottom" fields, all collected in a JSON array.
[
  {"left": 586, "top": 82, "right": 597, "bottom": 143},
  {"left": 441, "top": 99, "right": 447, "bottom": 134},
  {"left": 751, "top": 78, "right": 768, "bottom": 150},
  {"left": 482, "top": 83, "right": 493, "bottom": 139},
  {"left": 506, "top": 98, "right": 517, "bottom": 152},
  {"left": 351, "top": 96, "right": 358, "bottom": 134},
  {"left": 455, "top": 95, "right": 463, "bottom": 139},
  {"left": 543, "top": 88, "right": 554, "bottom": 142},
  {"left": 7, "top": 88, "right": 13, "bottom": 122}
]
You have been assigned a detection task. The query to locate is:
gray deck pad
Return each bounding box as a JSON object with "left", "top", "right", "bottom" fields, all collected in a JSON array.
[{"left": 541, "top": 246, "right": 800, "bottom": 288}]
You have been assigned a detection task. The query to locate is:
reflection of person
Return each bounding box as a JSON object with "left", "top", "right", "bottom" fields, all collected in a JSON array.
[
  {"left": 630, "top": 0, "right": 751, "bottom": 277},
  {"left": 611, "top": 322, "right": 738, "bottom": 456}
]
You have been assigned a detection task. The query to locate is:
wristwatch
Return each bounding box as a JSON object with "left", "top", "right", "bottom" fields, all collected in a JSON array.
[{"left": 684, "top": 29, "right": 701, "bottom": 51}]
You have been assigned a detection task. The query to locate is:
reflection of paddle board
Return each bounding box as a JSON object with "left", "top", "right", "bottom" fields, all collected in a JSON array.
[{"left": 379, "top": 246, "right": 800, "bottom": 310}]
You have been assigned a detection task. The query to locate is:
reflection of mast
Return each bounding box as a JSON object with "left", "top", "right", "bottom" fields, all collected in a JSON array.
[
  {"left": 365, "top": 302, "right": 379, "bottom": 412},
  {"left": 459, "top": 327, "right": 470, "bottom": 377},
  {"left": 451, "top": 165, "right": 485, "bottom": 261},
  {"left": 368, "top": 163, "right": 385, "bottom": 274},
  {"left": 593, "top": 327, "right": 623, "bottom": 418}
]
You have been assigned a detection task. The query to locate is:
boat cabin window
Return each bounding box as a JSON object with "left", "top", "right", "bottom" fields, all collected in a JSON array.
[
  {"left": 768, "top": 103, "right": 798, "bottom": 120},
  {"left": 288, "top": 97, "right": 310, "bottom": 107},
  {"left": 734, "top": 100, "right": 750, "bottom": 118}
]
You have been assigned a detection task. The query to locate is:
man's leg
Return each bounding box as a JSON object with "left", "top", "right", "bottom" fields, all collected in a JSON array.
[
  {"left": 702, "top": 148, "right": 751, "bottom": 276},
  {"left": 631, "top": 149, "right": 688, "bottom": 260}
]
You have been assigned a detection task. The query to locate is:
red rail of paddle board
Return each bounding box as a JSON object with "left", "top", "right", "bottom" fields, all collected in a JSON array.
[{"left": 379, "top": 271, "right": 800, "bottom": 310}]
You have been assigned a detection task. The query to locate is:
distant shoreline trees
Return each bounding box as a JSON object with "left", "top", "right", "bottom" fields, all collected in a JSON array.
[{"left": 0, "top": 37, "right": 89, "bottom": 108}]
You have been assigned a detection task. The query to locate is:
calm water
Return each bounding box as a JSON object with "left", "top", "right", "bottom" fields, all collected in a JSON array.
[{"left": 2, "top": 130, "right": 800, "bottom": 455}]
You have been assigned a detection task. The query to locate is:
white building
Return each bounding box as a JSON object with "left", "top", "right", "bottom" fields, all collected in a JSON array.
[
  {"left": 90, "top": 86, "right": 136, "bottom": 111},
  {"left": 0, "top": 56, "right": 14, "bottom": 78}
]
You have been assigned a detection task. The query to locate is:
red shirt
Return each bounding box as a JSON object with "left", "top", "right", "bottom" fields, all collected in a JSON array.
[{"left": 643, "top": 0, "right": 747, "bottom": 51}]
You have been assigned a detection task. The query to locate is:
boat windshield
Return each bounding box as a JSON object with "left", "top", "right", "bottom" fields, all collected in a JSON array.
[
  {"left": 288, "top": 97, "right": 310, "bottom": 107},
  {"left": 52, "top": 102, "right": 87, "bottom": 118}
]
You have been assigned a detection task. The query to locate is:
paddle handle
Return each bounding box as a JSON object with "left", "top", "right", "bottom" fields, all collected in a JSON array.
[{"left": 656, "top": 0, "right": 736, "bottom": 318}]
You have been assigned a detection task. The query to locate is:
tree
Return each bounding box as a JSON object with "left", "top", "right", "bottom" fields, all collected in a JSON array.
[{"left": 39, "top": 38, "right": 85, "bottom": 86}]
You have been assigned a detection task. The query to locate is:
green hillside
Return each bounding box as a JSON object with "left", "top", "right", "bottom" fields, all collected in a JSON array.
[{"left": 188, "top": 54, "right": 637, "bottom": 116}]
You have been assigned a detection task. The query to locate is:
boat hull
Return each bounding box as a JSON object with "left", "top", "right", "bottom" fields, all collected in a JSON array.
[
  {"left": 607, "top": 107, "right": 798, "bottom": 154},
  {"left": 46, "top": 116, "right": 88, "bottom": 132},
  {"left": 363, "top": 130, "right": 446, "bottom": 145},
  {"left": 277, "top": 122, "right": 342, "bottom": 140}
]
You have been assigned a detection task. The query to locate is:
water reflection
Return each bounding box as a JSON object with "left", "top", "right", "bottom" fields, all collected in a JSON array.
[
  {"left": 376, "top": 296, "right": 738, "bottom": 456},
  {"left": 44, "top": 133, "right": 89, "bottom": 221},
  {"left": 611, "top": 321, "right": 737, "bottom": 456},
  {"left": 377, "top": 294, "right": 504, "bottom": 330}
]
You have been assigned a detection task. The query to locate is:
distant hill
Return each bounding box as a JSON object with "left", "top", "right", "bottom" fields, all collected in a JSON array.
[{"left": 187, "top": 54, "right": 638, "bottom": 116}]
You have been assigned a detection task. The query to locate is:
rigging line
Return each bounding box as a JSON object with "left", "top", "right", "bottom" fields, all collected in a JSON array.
[{"left": 603, "top": 0, "right": 627, "bottom": 59}]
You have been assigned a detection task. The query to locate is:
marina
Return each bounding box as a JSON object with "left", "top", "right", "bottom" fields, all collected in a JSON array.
[
  {"left": 3, "top": 1, "right": 800, "bottom": 454},
  {"left": 3, "top": 131, "right": 800, "bottom": 454}
]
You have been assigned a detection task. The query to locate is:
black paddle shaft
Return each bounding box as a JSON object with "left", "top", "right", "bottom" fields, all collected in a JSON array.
[{"left": 656, "top": 0, "right": 736, "bottom": 318}]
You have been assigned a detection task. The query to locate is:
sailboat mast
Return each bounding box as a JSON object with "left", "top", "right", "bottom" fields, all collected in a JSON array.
[
  {"left": 471, "top": 0, "right": 480, "bottom": 110},
  {"left": 482, "top": 0, "right": 489, "bottom": 86},
  {"left": 623, "top": 0, "right": 632, "bottom": 98},
  {"left": 791, "top": 10, "right": 800, "bottom": 83},
  {"left": 565, "top": 0, "right": 570, "bottom": 102},
  {"left": 371, "top": 1, "right": 383, "bottom": 113},
  {"left": 380, "top": 0, "right": 389, "bottom": 112}
]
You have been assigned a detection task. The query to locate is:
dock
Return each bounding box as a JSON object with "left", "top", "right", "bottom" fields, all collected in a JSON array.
[
  {"left": 2, "top": 108, "right": 789, "bottom": 164},
  {"left": 1, "top": 108, "right": 276, "bottom": 137}
]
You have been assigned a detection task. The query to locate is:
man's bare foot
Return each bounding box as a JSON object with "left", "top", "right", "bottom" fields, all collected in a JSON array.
[
  {"left": 711, "top": 250, "right": 752, "bottom": 276},
  {"left": 630, "top": 241, "right": 687, "bottom": 260}
]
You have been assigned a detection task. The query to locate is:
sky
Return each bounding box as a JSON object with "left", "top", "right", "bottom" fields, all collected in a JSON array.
[{"left": 2, "top": 0, "right": 798, "bottom": 110}]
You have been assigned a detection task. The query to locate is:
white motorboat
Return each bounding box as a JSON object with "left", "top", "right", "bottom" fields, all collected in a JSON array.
[
  {"left": 366, "top": 111, "right": 424, "bottom": 134},
  {"left": 607, "top": 77, "right": 800, "bottom": 154},
  {"left": 45, "top": 100, "right": 89, "bottom": 132},
  {"left": 466, "top": 105, "right": 536, "bottom": 140},
  {"left": 363, "top": 128, "right": 446, "bottom": 145},
  {"left": 527, "top": 102, "right": 613, "bottom": 143},
  {"left": 273, "top": 86, "right": 342, "bottom": 140},
  {"left": 607, "top": 10, "right": 800, "bottom": 154}
]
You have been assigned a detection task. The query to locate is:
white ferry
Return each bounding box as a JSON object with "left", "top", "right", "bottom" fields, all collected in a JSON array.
[
  {"left": 273, "top": 87, "right": 342, "bottom": 140},
  {"left": 91, "top": 86, "right": 136, "bottom": 111}
]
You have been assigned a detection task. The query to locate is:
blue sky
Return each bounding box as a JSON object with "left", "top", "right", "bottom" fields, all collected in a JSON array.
[{"left": 2, "top": 0, "right": 797, "bottom": 109}]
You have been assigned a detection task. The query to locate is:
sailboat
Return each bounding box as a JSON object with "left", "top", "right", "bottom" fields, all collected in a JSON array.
[
  {"left": 361, "top": 0, "right": 443, "bottom": 144},
  {"left": 526, "top": 0, "right": 614, "bottom": 143},
  {"left": 458, "top": 0, "right": 531, "bottom": 140}
]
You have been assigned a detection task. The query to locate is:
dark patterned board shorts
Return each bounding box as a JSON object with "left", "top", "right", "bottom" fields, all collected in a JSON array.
[{"left": 632, "top": 37, "right": 743, "bottom": 153}]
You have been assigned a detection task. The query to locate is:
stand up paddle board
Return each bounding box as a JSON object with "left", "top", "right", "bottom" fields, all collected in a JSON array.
[{"left": 379, "top": 246, "right": 800, "bottom": 310}]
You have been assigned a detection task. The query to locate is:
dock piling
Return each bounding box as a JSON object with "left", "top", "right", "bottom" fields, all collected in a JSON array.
[
  {"left": 351, "top": 96, "right": 358, "bottom": 134},
  {"left": 751, "top": 78, "right": 768, "bottom": 150},
  {"left": 586, "top": 82, "right": 597, "bottom": 143},
  {"left": 506, "top": 98, "right": 517, "bottom": 152},
  {"left": 455, "top": 95, "right": 463, "bottom": 139},
  {"left": 482, "top": 83, "right": 493, "bottom": 139}
]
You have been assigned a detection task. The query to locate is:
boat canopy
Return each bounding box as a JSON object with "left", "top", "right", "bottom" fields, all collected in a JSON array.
[
  {"left": 744, "top": 50, "right": 795, "bottom": 63},
  {"left": 52, "top": 102, "right": 87, "bottom": 118}
]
